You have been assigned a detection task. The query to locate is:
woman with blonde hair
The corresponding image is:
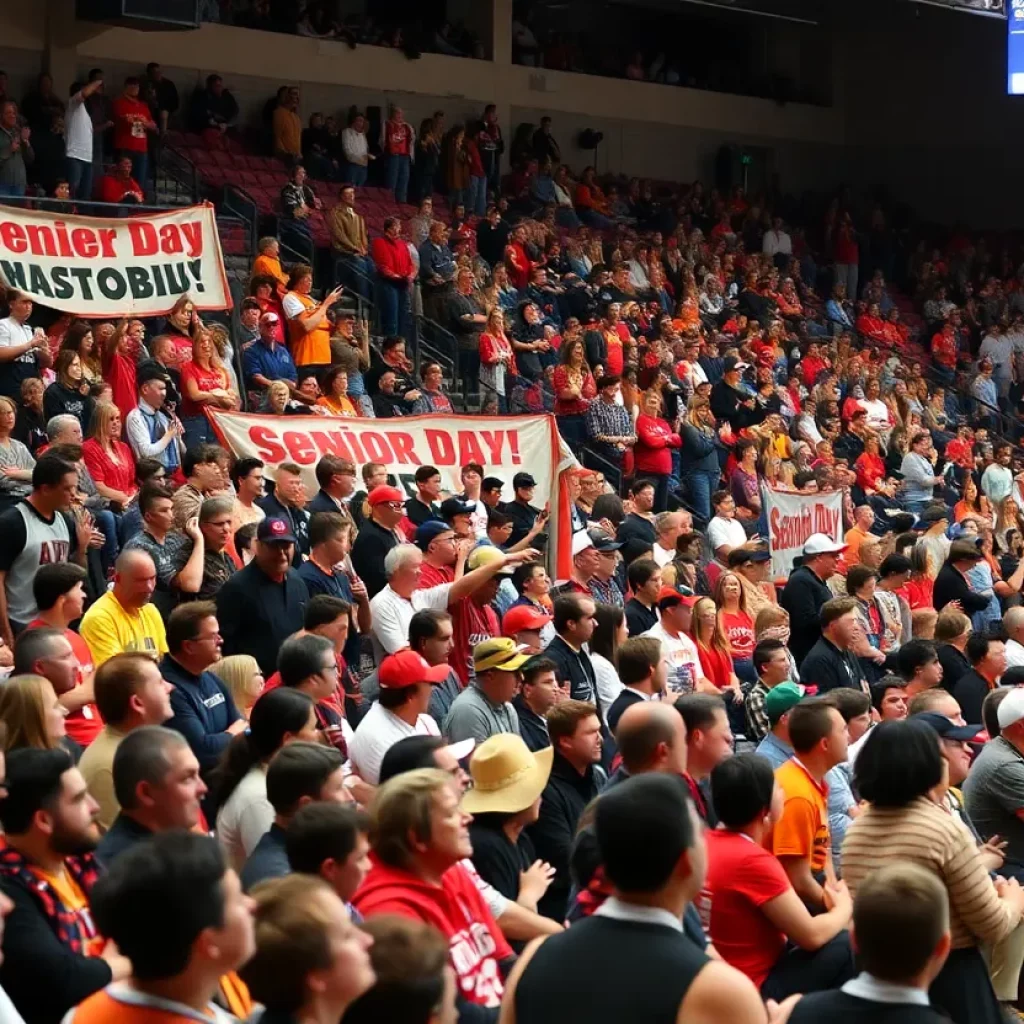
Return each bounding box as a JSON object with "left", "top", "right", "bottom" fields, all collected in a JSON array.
[
  {"left": 179, "top": 329, "right": 237, "bottom": 449},
  {"left": 714, "top": 572, "right": 757, "bottom": 684},
  {"left": 994, "top": 494, "right": 1022, "bottom": 545},
  {"left": 689, "top": 596, "right": 742, "bottom": 703},
  {"left": 82, "top": 400, "right": 137, "bottom": 508},
  {"left": 213, "top": 655, "right": 265, "bottom": 721},
  {"left": 679, "top": 395, "right": 723, "bottom": 522},
  {"left": 0, "top": 396, "right": 35, "bottom": 510},
  {"left": 0, "top": 674, "right": 69, "bottom": 755},
  {"left": 479, "top": 307, "right": 517, "bottom": 414}
]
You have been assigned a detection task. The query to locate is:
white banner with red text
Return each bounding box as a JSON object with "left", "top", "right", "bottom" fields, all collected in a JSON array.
[
  {"left": 207, "top": 409, "right": 580, "bottom": 577},
  {"left": 0, "top": 202, "right": 230, "bottom": 317},
  {"left": 764, "top": 487, "right": 844, "bottom": 580}
]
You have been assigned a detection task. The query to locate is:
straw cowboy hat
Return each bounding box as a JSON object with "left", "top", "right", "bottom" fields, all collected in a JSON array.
[{"left": 461, "top": 733, "right": 553, "bottom": 815}]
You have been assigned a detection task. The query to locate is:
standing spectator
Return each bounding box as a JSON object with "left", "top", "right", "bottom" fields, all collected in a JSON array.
[
  {"left": 188, "top": 74, "right": 238, "bottom": 144},
  {"left": 634, "top": 390, "right": 682, "bottom": 512},
  {"left": 216, "top": 518, "right": 309, "bottom": 676},
  {"left": 528, "top": 699, "right": 603, "bottom": 920},
  {"left": 279, "top": 165, "right": 319, "bottom": 263},
  {"left": 329, "top": 184, "right": 373, "bottom": 301},
  {"left": 0, "top": 291, "right": 51, "bottom": 398},
  {"left": 282, "top": 266, "right": 342, "bottom": 376},
  {"left": 111, "top": 77, "right": 155, "bottom": 192},
  {"left": 341, "top": 111, "right": 373, "bottom": 185},
  {"left": 123, "top": 366, "right": 182, "bottom": 476},
  {"left": 351, "top": 484, "right": 405, "bottom": 598},
  {"left": 142, "top": 62, "right": 178, "bottom": 135},
  {"left": 0, "top": 454, "right": 91, "bottom": 644},
  {"left": 178, "top": 331, "right": 235, "bottom": 449},
  {"left": 382, "top": 105, "right": 414, "bottom": 204},
  {"left": 0, "top": 101, "right": 33, "bottom": 198},
  {"left": 271, "top": 86, "right": 302, "bottom": 164},
  {"left": 77, "top": 651, "right": 173, "bottom": 831},
  {"left": 780, "top": 534, "right": 846, "bottom": 666},
  {"left": 477, "top": 105, "right": 504, "bottom": 201},
  {"left": 65, "top": 77, "right": 103, "bottom": 200},
  {"left": 371, "top": 219, "right": 415, "bottom": 340}
]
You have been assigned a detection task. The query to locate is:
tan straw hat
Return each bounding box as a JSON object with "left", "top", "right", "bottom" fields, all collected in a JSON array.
[{"left": 461, "top": 734, "right": 553, "bottom": 815}]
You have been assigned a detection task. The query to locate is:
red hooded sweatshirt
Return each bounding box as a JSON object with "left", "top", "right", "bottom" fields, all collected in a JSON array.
[{"left": 353, "top": 856, "right": 512, "bottom": 1008}]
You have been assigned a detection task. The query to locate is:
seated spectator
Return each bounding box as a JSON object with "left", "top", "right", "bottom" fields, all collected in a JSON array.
[
  {"left": 799, "top": 597, "right": 869, "bottom": 695},
  {"left": 348, "top": 650, "right": 447, "bottom": 785},
  {"left": 0, "top": 748, "right": 128, "bottom": 1023},
  {"left": 171, "top": 496, "right": 237, "bottom": 601},
  {"left": 242, "top": 873, "right": 374, "bottom": 1022},
  {"left": 410, "top": 361, "right": 455, "bottom": 414},
  {"left": 81, "top": 401, "right": 137, "bottom": 510},
  {"left": 13, "top": 377, "right": 47, "bottom": 456},
  {"left": 0, "top": 671, "right": 76, "bottom": 759},
  {"left": 352, "top": 767, "right": 513, "bottom": 1009},
  {"left": 444, "top": 637, "right": 530, "bottom": 744},
  {"left": 94, "top": 725, "right": 205, "bottom": 866},
  {"left": 241, "top": 742, "right": 347, "bottom": 891},
  {"left": 74, "top": 830, "right": 255, "bottom": 1024},
  {"left": 243, "top": 312, "right": 298, "bottom": 408},
  {"left": 77, "top": 651, "right": 173, "bottom": 830},
  {"left": 44, "top": 349, "right": 94, "bottom": 434},
  {"left": 94, "top": 154, "right": 143, "bottom": 205},
  {"left": 80, "top": 549, "right": 167, "bottom": 667},
  {"left": 189, "top": 73, "right": 238, "bottom": 144},
  {"left": 216, "top": 518, "right": 309, "bottom": 676},
  {"left": 161, "top": 602, "right": 245, "bottom": 778},
  {"left": 700, "top": 752, "right": 854, "bottom": 999}
]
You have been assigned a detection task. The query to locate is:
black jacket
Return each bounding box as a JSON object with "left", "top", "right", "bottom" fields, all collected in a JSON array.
[
  {"left": 95, "top": 814, "right": 152, "bottom": 868},
  {"left": 527, "top": 752, "right": 602, "bottom": 920},
  {"left": 351, "top": 518, "right": 399, "bottom": 598},
  {"left": 216, "top": 562, "right": 309, "bottom": 676},
  {"left": 710, "top": 380, "right": 764, "bottom": 431},
  {"left": 257, "top": 482, "right": 310, "bottom": 564},
  {"left": 938, "top": 642, "right": 971, "bottom": 696},
  {"left": 503, "top": 499, "right": 540, "bottom": 548},
  {"left": 512, "top": 693, "right": 550, "bottom": 752},
  {"left": 934, "top": 562, "right": 991, "bottom": 615},
  {"left": 543, "top": 634, "right": 597, "bottom": 706},
  {"left": 607, "top": 688, "right": 645, "bottom": 733},
  {"left": 779, "top": 564, "right": 834, "bottom": 667},
  {"left": 951, "top": 669, "right": 993, "bottom": 727},
  {"left": 798, "top": 637, "right": 867, "bottom": 695}
]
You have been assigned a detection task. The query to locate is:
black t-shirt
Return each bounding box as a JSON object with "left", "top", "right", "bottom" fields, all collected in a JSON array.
[
  {"left": 624, "top": 598, "right": 658, "bottom": 637},
  {"left": 469, "top": 821, "right": 535, "bottom": 902}
]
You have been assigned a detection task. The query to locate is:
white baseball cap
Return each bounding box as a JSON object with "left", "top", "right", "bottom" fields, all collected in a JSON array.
[
  {"left": 997, "top": 687, "right": 1024, "bottom": 731},
  {"left": 803, "top": 533, "right": 847, "bottom": 557},
  {"left": 571, "top": 530, "right": 595, "bottom": 557}
]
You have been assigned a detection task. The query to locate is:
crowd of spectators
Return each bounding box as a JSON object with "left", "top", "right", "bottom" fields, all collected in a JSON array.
[{"left": 8, "top": 36, "right": 1024, "bottom": 1024}]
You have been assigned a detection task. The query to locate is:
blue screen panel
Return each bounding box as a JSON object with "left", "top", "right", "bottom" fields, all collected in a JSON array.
[{"left": 1012, "top": 0, "right": 1024, "bottom": 93}]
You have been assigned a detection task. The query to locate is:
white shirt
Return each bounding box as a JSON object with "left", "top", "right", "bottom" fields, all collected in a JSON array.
[
  {"left": 706, "top": 515, "right": 747, "bottom": 556},
  {"left": 1007, "top": 637, "right": 1024, "bottom": 669},
  {"left": 982, "top": 463, "right": 1014, "bottom": 503},
  {"left": 342, "top": 127, "right": 368, "bottom": 165},
  {"left": 369, "top": 583, "right": 452, "bottom": 662},
  {"left": 281, "top": 292, "right": 306, "bottom": 321},
  {"left": 841, "top": 973, "right": 930, "bottom": 1007},
  {"left": 0, "top": 317, "right": 33, "bottom": 354},
  {"left": 595, "top": 895, "right": 682, "bottom": 933},
  {"left": 652, "top": 542, "right": 675, "bottom": 568},
  {"left": 643, "top": 620, "right": 703, "bottom": 694},
  {"left": 762, "top": 229, "right": 792, "bottom": 257},
  {"left": 349, "top": 700, "right": 440, "bottom": 784},
  {"left": 627, "top": 259, "right": 650, "bottom": 291},
  {"left": 65, "top": 92, "right": 93, "bottom": 163},
  {"left": 215, "top": 765, "right": 272, "bottom": 872},
  {"left": 859, "top": 397, "right": 891, "bottom": 432},
  {"left": 591, "top": 652, "right": 624, "bottom": 722}
]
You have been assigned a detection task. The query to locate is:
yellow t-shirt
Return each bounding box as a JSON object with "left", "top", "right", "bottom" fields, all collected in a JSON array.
[
  {"left": 80, "top": 591, "right": 168, "bottom": 668},
  {"left": 767, "top": 758, "right": 829, "bottom": 873}
]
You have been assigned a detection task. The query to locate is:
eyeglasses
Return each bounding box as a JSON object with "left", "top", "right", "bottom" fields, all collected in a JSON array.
[{"left": 385, "top": 502, "right": 405, "bottom": 511}]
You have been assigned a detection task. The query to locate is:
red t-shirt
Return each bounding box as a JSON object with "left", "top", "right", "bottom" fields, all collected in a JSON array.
[
  {"left": 112, "top": 96, "right": 151, "bottom": 153},
  {"left": 451, "top": 599, "right": 499, "bottom": 686},
  {"left": 179, "top": 360, "right": 228, "bottom": 418},
  {"left": 419, "top": 563, "right": 455, "bottom": 591},
  {"left": 104, "top": 350, "right": 138, "bottom": 420},
  {"left": 697, "top": 830, "right": 790, "bottom": 986},
  {"left": 605, "top": 333, "right": 624, "bottom": 376},
  {"left": 25, "top": 619, "right": 101, "bottom": 747},
  {"left": 81, "top": 438, "right": 136, "bottom": 497},
  {"left": 697, "top": 643, "right": 733, "bottom": 690},
  {"left": 720, "top": 609, "right": 755, "bottom": 661},
  {"left": 384, "top": 120, "right": 412, "bottom": 156},
  {"left": 95, "top": 174, "right": 143, "bottom": 205}
]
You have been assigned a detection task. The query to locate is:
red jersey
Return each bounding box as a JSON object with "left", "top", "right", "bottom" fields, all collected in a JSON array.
[
  {"left": 697, "top": 830, "right": 790, "bottom": 986},
  {"left": 720, "top": 609, "right": 755, "bottom": 661},
  {"left": 354, "top": 856, "right": 511, "bottom": 1008},
  {"left": 25, "top": 619, "right": 101, "bottom": 747},
  {"left": 179, "top": 361, "right": 228, "bottom": 418},
  {"left": 95, "top": 174, "right": 143, "bottom": 205},
  {"left": 697, "top": 643, "right": 733, "bottom": 690},
  {"left": 419, "top": 563, "right": 455, "bottom": 591},
  {"left": 383, "top": 120, "right": 413, "bottom": 156},
  {"left": 634, "top": 414, "right": 681, "bottom": 475},
  {"left": 103, "top": 350, "right": 138, "bottom": 420},
  {"left": 931, "top": 330, "right": 958, "bottom": 369},
  {"left": 451, "top": 599, "right": 499, "bottom": 686},
  {"left": 112, "top": 96, "right": 151, "bottom": 152}
]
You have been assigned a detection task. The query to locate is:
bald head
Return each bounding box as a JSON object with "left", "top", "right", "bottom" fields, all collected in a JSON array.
[
  {"left": 615, "top": 701, "right": 687, "bottom": 776},
  {"left": 113, "top": 549, "right": 158, "bottom": 611}
]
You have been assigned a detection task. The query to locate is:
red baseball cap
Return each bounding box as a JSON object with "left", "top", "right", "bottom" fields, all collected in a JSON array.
[
  {"left": 378, "top": 650, "right": 450, "bottom": 689},
  {"left": 367, "top": 485, "right": 405, "bottom": 506},
  {"left": 657, "top": 587, "right": 698, "bottom": 609},
  {"left": 502, "top": 604, "right": 552, "bottom": 636}
]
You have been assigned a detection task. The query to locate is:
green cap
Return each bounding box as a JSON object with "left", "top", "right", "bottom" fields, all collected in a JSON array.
[{"left": 765, "top": 682, "right": 805, "bottom": 725}]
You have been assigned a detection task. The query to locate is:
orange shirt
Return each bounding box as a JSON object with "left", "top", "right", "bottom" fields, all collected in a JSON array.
[
  {"left": 844, "top": 524, "right": 870, "bottom": 564},
  {"left": 317, "top": 394, "right": 359, "bottom": 417},
  {"left": 253, "top": 253, "right": 288, "bottom": 290},
  {"left": 767, "top": 758, "right": 829, "bottom": 873},
  {"left": 284, "top": 290, "right": 331, "bottom": 367}
]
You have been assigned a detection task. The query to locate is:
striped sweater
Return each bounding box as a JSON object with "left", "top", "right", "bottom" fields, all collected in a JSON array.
[{"left": 841, "top": 796, "right": 1018, "bottom": 949}]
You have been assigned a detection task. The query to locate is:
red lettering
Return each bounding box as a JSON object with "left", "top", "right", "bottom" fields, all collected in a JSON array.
[
  {"left": 128, "top": 221, "right": 158, "bottom": 256},
  {"left": 98, "top": 228, "right": 117, "bottom": 258},
  {"left": 339, "top": 428, "right": 365, "bottom": 462},
  {"left": 247, "top": 425, "right": 286, "bottom": 462},
  {"left": 25, "top": 225, "right": 57, "bottom": 257},
  {"left": 457, "top": 431, "right": 486, "bottom": 467},
  {"left": 180, "top": 221, "right": 204, "bottom": 258},
  {"left": 70, "top": 227, "right": 98, "bottom": 259},
  {"left": 308, "top": 430, "right": 355, "bottom": 461},
  {"left": 0, "top": 222, "right": 26, "bottom": 254},
  {"left": 158, "top": 223, "right": 184, "bottom": 254},
  {"left": 478, "top": 430, "right": 505, "bottom": 464},
  {"left": 426, "top": 429, "right": 456, "bottom": 466},
  {"left": 388, "top": 431, "right": 421, "bottom": 466},
  {"left": 507, "top": 430, "right": 521, "bottom": 464},
  {"left": 53, "top": 222, "right": 74, "bottom": 258},
  {"left": 282, "top": 430, "right": 317, "bottom": 465},
  {"left": 360, "top": 432, "right": 395, "bottom": 463}
]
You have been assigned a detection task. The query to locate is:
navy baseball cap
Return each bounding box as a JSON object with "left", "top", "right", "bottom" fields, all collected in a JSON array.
[{"left": 415, "top": 520, "right": 454, "bottom": 551}]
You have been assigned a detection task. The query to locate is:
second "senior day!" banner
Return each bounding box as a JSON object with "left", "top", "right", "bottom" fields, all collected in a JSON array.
[
  {"left": 0, "top": 203, "right": 230, "bottom": 317},
  {"left": 208, "top": 409, "right": 580, "bottom": 577},
  {"left": 764, "top": 486, "right": 844, "bottom": 580}
]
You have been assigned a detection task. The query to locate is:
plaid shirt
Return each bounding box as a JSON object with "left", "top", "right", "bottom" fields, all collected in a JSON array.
[
  {"left": 745, "top": 680, "right": 771, "bottom": 741},
  {"left": 589, "top": 575, "right": 624, "bottom": 609},
  {"left": 586, "top": 398, "right": 634, "bottom": 443}
]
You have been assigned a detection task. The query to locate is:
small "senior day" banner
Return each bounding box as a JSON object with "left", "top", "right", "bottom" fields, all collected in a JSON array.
[
  {"left": 764, "top": 486, "right": 844, "bottom": 580},
  {"left": 207, "top": 409, "right": 579, "bottom": 577},
  {"left": 0, "top": 203, "right": 230, "bottom": 317}
]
